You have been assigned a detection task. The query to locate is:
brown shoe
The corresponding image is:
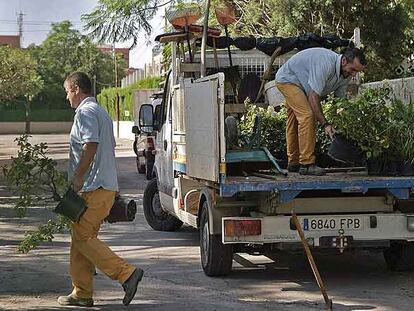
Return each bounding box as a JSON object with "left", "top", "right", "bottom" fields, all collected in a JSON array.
[
  {"left": 122, "top": 268, "right": 144, "bottom": 306},
  {"left": 287, "top": 164, "right": 300, "bottom": 173},
  {"left": 299, "top": 164, "right": 326, "bottom": 176},
  {"left": 57, "top": 294, "right": 94, "bottom": 307}
]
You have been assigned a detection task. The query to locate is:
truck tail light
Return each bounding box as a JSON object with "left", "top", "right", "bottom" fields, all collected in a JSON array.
[
  {"left": 147, "top": 137, "right": 155, "bottom": 149},
  {"left": 224, "top": 219, "right": 261, "bottom": 237}
]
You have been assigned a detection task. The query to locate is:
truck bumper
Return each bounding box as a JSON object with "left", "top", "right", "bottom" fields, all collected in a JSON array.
[{"left": 222, "top": 214, "right": 414, "bottom": 246}]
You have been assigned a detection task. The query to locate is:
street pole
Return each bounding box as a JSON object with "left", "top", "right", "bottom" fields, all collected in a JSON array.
[
  {"left": 200, "top": 0, "right": 211, "bottom": 77},
  {"left": 113, "top": 43, "right": 120, "bottom": 138}
]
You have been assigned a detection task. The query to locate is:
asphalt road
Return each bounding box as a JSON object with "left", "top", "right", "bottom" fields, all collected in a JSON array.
[{"left": 1, "top": 134, "right": 414, "bottom": 311}]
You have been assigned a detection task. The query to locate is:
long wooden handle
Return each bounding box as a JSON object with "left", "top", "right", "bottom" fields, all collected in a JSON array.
[
  {"left": 292, "top": 212, "right": 333, "bottom": 310},
  {"left": 255, "top": 47, "right": 282, "bottom": 103}
]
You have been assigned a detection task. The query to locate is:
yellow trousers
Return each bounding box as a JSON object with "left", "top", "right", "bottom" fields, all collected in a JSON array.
[
  {"left": 70, "top": 188, "right": 135, "bottom": 299},
  {"left": 276, "top": 83, "right": 316, "bottom": 165}
]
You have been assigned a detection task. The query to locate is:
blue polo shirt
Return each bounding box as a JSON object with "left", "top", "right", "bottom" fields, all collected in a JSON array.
[
  {"left": 68, "top": 97, "right": 119, "bottom": 192},
  {"left": 275, "top": 47, "right": 350, "bottom": 98}
]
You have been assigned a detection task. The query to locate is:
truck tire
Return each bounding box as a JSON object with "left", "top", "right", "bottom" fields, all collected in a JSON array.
[
  {"left": 143, "top": 178, "right": 183, "bottom": 231},
  {"left": 384, "top": 242, "right": 414, "bottom": 272},
  {"left": 199, "top": 201, "right": 233, "bottom": 276},
  {"left": 145, "top": 162, "right": 154, "bottom": 180},
  {"left": 137, "top": 162, "right": 145, "bottom": 174}
]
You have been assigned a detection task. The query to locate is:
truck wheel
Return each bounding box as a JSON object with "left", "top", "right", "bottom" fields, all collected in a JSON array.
[
  {"left": 145, "top": 162, "right": 153, "bottom": 180},
  {"left": 143, "top": 178, "right": 183, "bottom": 231},
  {"left": 384, "top": 242, "right": 414, "bottom": 271},
  {"left": 137, "top": 162, "right": 145, "bottom": 174},
  {"left": 199, "top": 201, "right": 233, "bottom": 276},
  {"left": 136, "top": 154, "right": 145, "bottom": 173}
]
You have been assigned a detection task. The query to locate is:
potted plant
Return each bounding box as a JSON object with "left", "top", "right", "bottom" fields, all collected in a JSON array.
[
  {"left": 239, "top": 99, "right": 287, "bottom": 164},
  {"left": 324, "top": 87, "right": 394, "bottom": 174},
  {"left": 388, "top": 99, "right": 414, "bottom": 176}
]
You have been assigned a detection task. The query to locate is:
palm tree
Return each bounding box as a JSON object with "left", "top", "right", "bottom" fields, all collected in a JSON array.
[{"left": 82, "top": 0, "right": 164, "bottom": 48}]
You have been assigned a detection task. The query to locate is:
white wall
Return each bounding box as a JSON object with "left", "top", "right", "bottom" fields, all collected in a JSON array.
[
  {"left": 113, "top": 121, "right": 135, "bottom": 140},
  {"left": 0, "top": 122, "right": 73, "bottom": 134},
  {"left": 360, "top": 77, "right": 414, "bottom": 103},
  {"left": 0, "top": 121, "right": 136, "bottom": 140}
]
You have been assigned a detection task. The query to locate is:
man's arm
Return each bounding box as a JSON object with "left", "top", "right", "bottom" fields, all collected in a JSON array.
[
  {"left": 72, "top": 142, "right": 98, "bottom": 192},
  {"left": 308, "top": 91, "right": 326, "bottom": 125},
  {"left": 308, "top": 90, "right": 334, "bottom": 139}
]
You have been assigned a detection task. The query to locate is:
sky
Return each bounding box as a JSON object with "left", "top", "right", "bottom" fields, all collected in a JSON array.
[{"left": 0, "top": 0, "right": 164, "bottom": 69}]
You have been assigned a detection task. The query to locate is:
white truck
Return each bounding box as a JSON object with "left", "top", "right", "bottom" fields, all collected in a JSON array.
[{"left": 137, "top": 29, "right": 414, "bottom": 277}]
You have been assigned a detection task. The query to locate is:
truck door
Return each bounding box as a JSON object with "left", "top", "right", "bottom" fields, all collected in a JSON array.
[{"left": 155, "top": 72, "right": 174, "bottom": 212}]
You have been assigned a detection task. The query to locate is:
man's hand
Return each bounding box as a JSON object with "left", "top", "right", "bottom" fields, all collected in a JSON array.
[
  {"left": 72, "top": 174, "right": 84, "bottom": 192},
  {"left": 71, "top": 142, "right": 98, "bottom": 192},
  {"left": 324, "top": 124, "right": 335, "bottom": 140}
]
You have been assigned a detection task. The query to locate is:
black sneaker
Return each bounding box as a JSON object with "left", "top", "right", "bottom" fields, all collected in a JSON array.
[
  {"left": 299, "top": 164, "right": 326, "bottom": 176},
  {"left": 57, "top": 294, "right": 94, "bottom": 307},
  {"left": 287, "top": 164, "right": 300, "bottom": 173},
  {"left": 122, "top": 268, "right": 144, "bottom": 306}
]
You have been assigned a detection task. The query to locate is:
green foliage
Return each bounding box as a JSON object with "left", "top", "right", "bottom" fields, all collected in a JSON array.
[
  {"left": 2, "top": 135, "right": 68, "bottom": 217},
  {"left": 230, "top": 0, "right": 414, "bottom": 81},
  {"left": 27, "top": 21, "right": 126, "bottom": 111},
  {"left": 325, "top": 86, "right": 414, "bottom": 163},
  {"left": 239, "top": 99, "right": 287, "bottom": 156},
  {"left": 82, "top": 0, "right": 158, "bottom": 48},
  {"left": 2, "top": 135, "right": 71, "bottom": 253},
  {"left": 0, "top": 109, "right": 74, "bottom": 122},
  {"left": 18, "top": 217, "right": 70, "bottom": 253},
  {"left": 0, "top": 46, "right": 43, "bottom": 103},
  {"left": 325, "top": 87, "right": 393, "bottom": 159},
  {"left": 387, "top": 97, "right": 414, "bottom": 163},
  {"left": 98, "top": 76, "right": 162, "bottom": 120}
]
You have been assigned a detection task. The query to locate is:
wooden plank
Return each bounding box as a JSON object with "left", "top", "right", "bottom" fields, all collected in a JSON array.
[
  {"left": 224, "top": 104, "right": 244, "bottom": 113},
  {"left": 179, "top": 62, "right": 201, "bottom": 73},
  {"left": 158, "top": 33, "right": 193, "bottom": 43}
]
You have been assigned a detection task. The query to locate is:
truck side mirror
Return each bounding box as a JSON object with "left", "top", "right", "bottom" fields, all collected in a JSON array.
[
  {"left": 139, "top": 104, "right": 154, "bottom": 134},
  {"left": 132, "top": 125, "right": 140, "bottom": 134},
  {"left": 153, "top": 104, "right": 162, "bottom": 131}
]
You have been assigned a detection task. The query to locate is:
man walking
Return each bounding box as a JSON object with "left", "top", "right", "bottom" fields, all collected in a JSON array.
[
  {"left": 58, "top": 72, "right": 143, "bottom": 307},
  {"left": 275, "top": 47, "right": 366, "bottom": 175}
]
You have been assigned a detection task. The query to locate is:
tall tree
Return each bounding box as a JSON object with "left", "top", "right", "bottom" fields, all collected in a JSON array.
[
  {"left": 82, "top": 0, "right": 162, "bottom": 48},
  {"left": 28, "top": 21, "right": 127, "bottom": 110},
  {"left": 230, "top": 0, "right": 414, "bottom": 81},
  {"left": 0, "top": 46, "right": 43, "bottom": 132}
]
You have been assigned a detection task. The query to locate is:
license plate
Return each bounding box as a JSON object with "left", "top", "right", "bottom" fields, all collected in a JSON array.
[{"left": 303, "top": 217, "right": 363, "bottom": 231}]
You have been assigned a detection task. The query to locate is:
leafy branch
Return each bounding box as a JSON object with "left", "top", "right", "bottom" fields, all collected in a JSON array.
[{"left": 2, "top": 135, "right": 71, "bottom": 253}]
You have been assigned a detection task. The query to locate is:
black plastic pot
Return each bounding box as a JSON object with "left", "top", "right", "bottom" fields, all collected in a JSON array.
[
  {"left": 54, "top": 188, "right": 88, "bottom": 222},
  {"left": 328, "top": 134, "right": 364, "bottom": 165},
  {"left": 105, "top": 197, "right": 137, "bottom": 223},
  {"left": 400, "top": 162, "right": 414, "bottom": 176},
  {"left": 367, "top": 158, "right": 385, "bottom": 176},
  {"left": 384, "top": 160, "right": 401, "bottom": 176}
]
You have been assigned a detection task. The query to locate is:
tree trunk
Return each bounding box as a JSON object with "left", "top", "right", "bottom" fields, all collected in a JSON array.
[{"left": 25, "top": 102, "right": 31, "bottom": 134}]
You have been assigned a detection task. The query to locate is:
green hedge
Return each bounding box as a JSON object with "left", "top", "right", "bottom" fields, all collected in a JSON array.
[
  {"left": 0, "top": 109, "right": 74, "bottom": 122},
  {"left": 98, "top": 76, "right": 162, "bottom": 121}
]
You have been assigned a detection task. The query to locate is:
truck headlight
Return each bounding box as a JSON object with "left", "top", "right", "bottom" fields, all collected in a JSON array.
[{"left": 407, "top": 216, "right": 414, "bottom": 232}]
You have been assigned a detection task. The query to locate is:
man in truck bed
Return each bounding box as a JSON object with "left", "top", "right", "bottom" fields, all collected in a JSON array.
[{"left": 275, "top": 47, "right": 366, "bottom": 176}]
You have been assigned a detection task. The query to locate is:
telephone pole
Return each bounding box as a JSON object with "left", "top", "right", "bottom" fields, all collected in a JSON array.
[
  {"left": 113, "top": 43, "right": 120, "bottom": 138},
  {"left": 17, "top": 11, "right": 24, "bottom": 47}
]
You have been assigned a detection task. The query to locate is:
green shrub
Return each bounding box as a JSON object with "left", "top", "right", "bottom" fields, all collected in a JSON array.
[
  {"left": 0, "top": 109, "right": 74, "bottom": 122},
  {"left": 325, "top": 86, "right": 414, "bottom": 163},
  {"left": 98, "top": 76, "right": 162, "bottom": 121},
  {"left": 239, "top": 100, "right": 287, "bottom": 158},
  {"left": 324, "top": 87, "right": 393, "bottom": 159}
]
